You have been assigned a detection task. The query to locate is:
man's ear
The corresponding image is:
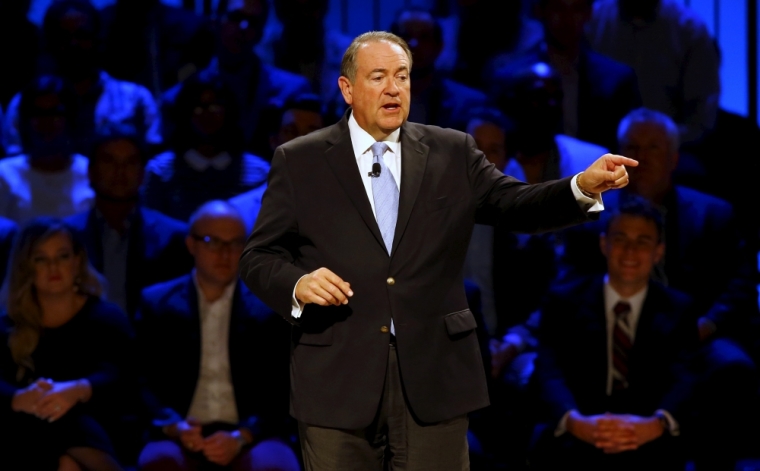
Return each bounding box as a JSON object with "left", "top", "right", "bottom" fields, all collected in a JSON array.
[
  {"left": 338, "top": 76, "right": 353, "bottom": 105},
  {"left": 670, "top": 151, "right": 680, "bottom": 173},
  {"left": 653, "top": 242, "right": 665, "bottom": 265},
  {"left": 185, "top": 235, "right": 196, "bottom": 257}
]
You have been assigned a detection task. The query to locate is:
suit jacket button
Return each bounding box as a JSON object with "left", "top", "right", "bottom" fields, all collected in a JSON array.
[
  {"left": 380, "top": 326, "right": 390, "bottom": 333},
  {"left": 386, "top": 277, "right": 395, "bottom": 286}
]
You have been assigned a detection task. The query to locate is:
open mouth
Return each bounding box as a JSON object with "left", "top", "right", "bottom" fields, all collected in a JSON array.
[{"left": 382, "top": 103, "right": 401, "bottom": 111}]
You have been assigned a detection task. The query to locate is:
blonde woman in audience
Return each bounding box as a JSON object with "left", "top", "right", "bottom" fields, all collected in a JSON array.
[{"left": 0, "top": 218, "right": 132, "bottom": 471}]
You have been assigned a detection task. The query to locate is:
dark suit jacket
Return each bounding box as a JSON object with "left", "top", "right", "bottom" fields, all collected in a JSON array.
[
  {"left": 535, "top": 277, "right": 697, "bottom": 425},
  {"left": 66, "top": 207, "right": 193, "bottom": 317},
  {"left": 558, "top": 187, "right": 758, "bottom": 342},
  {"left": 0, "top": 216, "right": 17, "bottom": 287},
  {"left": 239, "top": 112, "right": 595, "bottom": 429},
  {"left": 135, "top": 275, "right": 291, "bottom": 438}
]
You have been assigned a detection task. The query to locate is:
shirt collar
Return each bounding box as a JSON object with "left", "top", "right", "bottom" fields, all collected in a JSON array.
[
  {"left": 603, "top": 274, "right": 648, "bottom": 321},
  {"left": 183, "top": 149, "right": 233, "bottom": 172},
  {"left": 192, "top": 269, "right": 237, "bottom": 307},
  {"left": 347, "top": 111, "right": 401, "bottom": 158}
]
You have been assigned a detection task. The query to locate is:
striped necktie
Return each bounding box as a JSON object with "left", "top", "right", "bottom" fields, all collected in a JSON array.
[{"left": 612, "top": 301, "right": 633, "bottom": 391}]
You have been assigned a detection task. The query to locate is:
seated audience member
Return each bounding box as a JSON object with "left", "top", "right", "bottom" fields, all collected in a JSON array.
[
  {"left": 490, "top": 59, "right": 607, "bottom": 185},
  {"left": 66, "top": 126, "right": 192, "bottom": 318},
  {"left": 0, "top": 218, "right": 133, "bottom": 471},
  {"left": 268, "top": 93, "right": 325, "bottom": 154},
  {"left": 0, "top": 0, "right": 39, "bottom": 109},
  {"left": 585, "top": 0, "right": 720, "bottom": 144},
  {"left": 3, "top": 0, "right": 161, "bottom": 156},
  {"left": 231, "top": 93, "right": 325, "bottom": 232},
  {"left": 558, "top": 108, "right": 759, "bottom": 468},
  {"left": 492, "top": 0, "right": 640, "bottom": 150},
  {"left": 263, "top": 0, "right": 352, "bottom": 120},
  {"left": 161, "top": 0, "right": 312, "bottom": 154},
  {"left": 532, "top": 198, "right": 697, "bottom": 471},
  {"left": 136, "top": 201, "right": 298, "bottom": 471},
  {"left": 143, "top": 75, "right": 270, "bottom": 222},
  {"left": 0, "top": 76, "right": 94, "bottom": 224},
  {"left": 451, "top": 0, "right": 544, "bottom": 89},
  {"left": 390, "top": 8, "right": 487, "bottom": 131},
  {"left": 101, "top": 0, "right": 214, "bottom": 97}
]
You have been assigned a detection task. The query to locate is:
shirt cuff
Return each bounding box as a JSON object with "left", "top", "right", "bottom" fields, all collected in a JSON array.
[
  {"left": 656, "top": 409, "right": 680, "bottom": 436},
  {"left": 291, "top": 275, "right": 308, "bottom": 318},
  {"left": 555, "top": 410, "right": 573, "bottom": 436},
  {"left": 571, "top": 173, "right": 604, "bottom": 213}
]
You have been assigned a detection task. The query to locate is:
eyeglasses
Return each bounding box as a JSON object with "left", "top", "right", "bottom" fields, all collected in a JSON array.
[{"left": 191, "top": 234, "right": 246, "bottom": 252}]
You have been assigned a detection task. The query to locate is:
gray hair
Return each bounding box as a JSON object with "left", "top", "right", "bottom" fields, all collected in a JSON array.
[
  {"left": 617, "top": 107, "right": 680, "bottom": 153},
  {"left": 188, "top": 200, "right": 245, "bottom": 233},
  {"left": 340, "top": 31, "right": 413, "bottom": 82}
]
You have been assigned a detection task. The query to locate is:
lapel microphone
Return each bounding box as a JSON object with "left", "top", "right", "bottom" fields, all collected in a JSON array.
[{"left": 369, "top": 162, "right": 381, "bottom": 178}]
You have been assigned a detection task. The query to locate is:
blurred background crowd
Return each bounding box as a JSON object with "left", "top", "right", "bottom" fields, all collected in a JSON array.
[{"left": 0, "top": 0, "right": 758, "bottom": 470}]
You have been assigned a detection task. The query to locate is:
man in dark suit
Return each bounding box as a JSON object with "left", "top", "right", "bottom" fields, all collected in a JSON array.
[
  {"left": 137, "top": 201, "right": 297, "bottom": 471},
  {"left": 488, "top": 0, "right": 640, "bottom": 152},
  {"left": 161, "top": 0, "right": 312, "bottom": 156},
  {"left": 389, "top": 8, "right": 487, "bottom": 131},
  {"left": 239, "top": 31, "right": 636, "bottom": 470},
  {"left": 66, "top": 126, "right": 192, "bottom": 318},
  {"left": 532, "top": 198, "right": 697, "bottom": 470}
]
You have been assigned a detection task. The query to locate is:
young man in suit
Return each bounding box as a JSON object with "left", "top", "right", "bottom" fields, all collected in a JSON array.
[
  {"left": 240, "top": 31, "right": 637, "bottom": 470},
  {"left": 66, "top": 126, "right": 192, "bottom": 318},
  {"left": 136, "top": 201, "right": 297, "bottom": 471},
  {"left": 532, "top": 197, "right": 697, "bottom": 470}
]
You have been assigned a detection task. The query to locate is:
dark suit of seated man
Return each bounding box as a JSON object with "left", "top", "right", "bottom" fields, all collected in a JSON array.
[
  {"left": 136, "top": 201, "right": 298, "bottom": 471},
  {"left": 66, "top": 126, "right": 193, "bottom": 318},
  {"left": 532, "top": 197, "right": 698, "bottom": 471}
]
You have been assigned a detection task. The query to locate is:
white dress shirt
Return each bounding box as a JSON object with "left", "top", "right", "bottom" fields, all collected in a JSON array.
[
  {"left": 292, "top": 114, "right": 602, "bottom": 321},
  {"left": 186, "top": 272, "right": 239, "bottom": 425}
]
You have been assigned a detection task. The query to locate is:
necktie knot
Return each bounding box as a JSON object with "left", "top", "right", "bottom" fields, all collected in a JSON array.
[
  {"left": 371, "top": 142, "right": 389, "bottom": 159},
  {"left": 614, "top": 301, "right": 631, "bottom": 319}
]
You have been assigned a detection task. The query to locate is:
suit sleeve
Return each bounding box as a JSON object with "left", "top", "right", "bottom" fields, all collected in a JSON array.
[
  {"left": 239, "top": 147, "right": 309, "bottom": 322},
  {"left": 464, "top": 133, "right": 594, "bottom": 234}
]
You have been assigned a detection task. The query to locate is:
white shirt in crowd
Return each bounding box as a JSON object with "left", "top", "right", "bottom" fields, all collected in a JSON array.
[
  {"left": 186, "top": 272, "right": 239, "bottom": 425},
  {"left": 0, "top": 154, "right": 94, "bottom": 224}
]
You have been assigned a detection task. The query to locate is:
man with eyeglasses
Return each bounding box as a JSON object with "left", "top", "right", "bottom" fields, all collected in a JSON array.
[{"left": 135, "top": 200, "right": 299, "bottom": 471}]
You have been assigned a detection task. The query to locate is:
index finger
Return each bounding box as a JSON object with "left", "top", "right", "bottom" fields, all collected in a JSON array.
[{"left": 605, "top": 154, "right": 638, "bottom": 167}]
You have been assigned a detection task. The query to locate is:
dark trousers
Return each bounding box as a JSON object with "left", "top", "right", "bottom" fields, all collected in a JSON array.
[{"left": 298, "top": 344, "right": 470, "bottom": 471}]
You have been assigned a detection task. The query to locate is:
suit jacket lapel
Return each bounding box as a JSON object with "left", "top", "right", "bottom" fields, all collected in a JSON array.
[
  {"left": 324, "top": 115, "right": 386, "bottom": 251},
  {"left": 391, "top": 123, "right": 429, "bottom": 256}
]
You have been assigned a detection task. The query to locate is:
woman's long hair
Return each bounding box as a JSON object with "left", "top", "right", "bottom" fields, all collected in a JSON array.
[{"left": 1, "top": 218, "right": 103, "bottom": 381}]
